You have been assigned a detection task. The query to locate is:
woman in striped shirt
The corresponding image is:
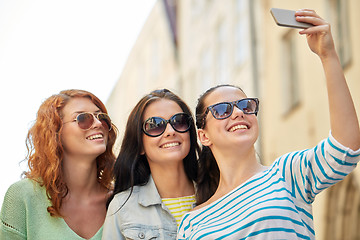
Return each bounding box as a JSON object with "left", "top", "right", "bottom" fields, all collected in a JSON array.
[
  {"left": 177, "top": 9, "right": 360, "bottom": 240},
  {"left": 102, "top": 89, "right": 199, "bottom": 239}
]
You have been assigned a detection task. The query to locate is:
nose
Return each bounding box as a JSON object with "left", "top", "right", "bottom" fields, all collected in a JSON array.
[
  {"left": 92, "top": 116, "right": 103, "bottom": 129},
  {"left": 163, "top": 122, "right": 176, "bottom": 137},
  {"left": 231, "top": 105, "right": 245, "bottom": 119}
]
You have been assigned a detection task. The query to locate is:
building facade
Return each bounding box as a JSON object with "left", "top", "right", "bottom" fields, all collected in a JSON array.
[{"left": 106, "top": 0, "right": 180, "bottom": 147}]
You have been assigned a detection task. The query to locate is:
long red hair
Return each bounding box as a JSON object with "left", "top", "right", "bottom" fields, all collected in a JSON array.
[{"left": 25, "top": 89, "right": 117, "bottom": 217}]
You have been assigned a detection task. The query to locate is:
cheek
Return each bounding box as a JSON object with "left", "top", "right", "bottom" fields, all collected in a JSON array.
[
  {"left": 183, "top": 133, "right": 191, "bottom": 153},
  {"left": 60, "top": 130, "right": 70, "bottom": 149},
  {"left": 205, "top": 119, "right": 226, "bottom": 137},
  {"left": 60, "top": 134, "right": 74, "bottom": 153},
  {"left": 251, "top": 115, "right": 259, "bottom": 127},
  {"left": 250, "top": 116, "right": 259, "bottom": 137},
  {"left": 60, "top": 127, "right": 83, "bottom": 150},
  {"left": 104, "top": 132, "right": 110, "bottom": 145},
  {"left": 142, "top": 136, "right": 157, "bottom": 154}
]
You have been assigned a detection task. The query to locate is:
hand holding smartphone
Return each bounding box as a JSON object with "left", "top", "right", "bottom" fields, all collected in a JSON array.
[{"left": 270, "top": 8, "right": 313, "bottom": 29}]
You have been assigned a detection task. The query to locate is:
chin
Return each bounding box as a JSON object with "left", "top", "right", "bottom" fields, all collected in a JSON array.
[
  {"left": 93, "top": 147, "right": 107, "bottom": 156},
  {"left": 231, "top": 136, "right": 256, "bottom": 146},
  {"left": 164, "top": 153, "right": 188, "bottom": 162}
]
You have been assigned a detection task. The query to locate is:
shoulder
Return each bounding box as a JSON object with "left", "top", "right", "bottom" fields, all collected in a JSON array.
[
  {"left": 2, "top": 178, "right": 47, "bottom": 213},
  {"left": 192, "top": 199, "right": 211, "bottom": 212},
  {"left": 115, "top": 186, "right": 141, "bottom": 202},
  {"left": 5, "top": 178, "right": 42, "bottom": 199},
  {"left": 107, "top": 187, "right": 141, "bottom": 213},
  {"left": 0, "top": 179, "right": 44, "bottom": 237},
  {"left": 191, "top": 204, "right": 205, "bottom": 213}
]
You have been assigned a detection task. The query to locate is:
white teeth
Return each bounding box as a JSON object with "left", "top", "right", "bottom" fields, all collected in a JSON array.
[
  {"left": 229, "top": 125, "right": 248, "bottom": 132},
  {"left": 161, "top": 142, "right": 180, "bottom": 148},
  {"left": 87, "top": 134, "right": 103, "bottom": 140}
]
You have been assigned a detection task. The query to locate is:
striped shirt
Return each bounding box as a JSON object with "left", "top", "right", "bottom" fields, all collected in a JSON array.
[
  {"left": 162, "top": 195, "right": 196, "bottom": 226},
  {"left": 177, "top": 133, "right": 360, "bottom": 240}
]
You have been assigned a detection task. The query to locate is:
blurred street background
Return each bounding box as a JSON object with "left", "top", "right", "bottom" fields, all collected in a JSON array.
[{"left": 1, "top": 1, "right": 359, "bottom": 239}]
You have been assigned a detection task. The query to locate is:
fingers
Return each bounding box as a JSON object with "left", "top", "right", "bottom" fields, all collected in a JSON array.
[
  {"left": 293, "top": 9, "right": 335, "bottom": 57},
  {"left": 295, "top": 9, "right": 325, "bottom": 25},
  {"left": 296, "top": 16, "right": 328, "bottom": 29},
  {"left": 295, "top": 9, "right": 321, "bottom": 19},
  {"left": 294, "top": 9, "right": 330, "bottom": 34},
  {"left": 298, "top": 24, "right": 330, "bottom": 35}
]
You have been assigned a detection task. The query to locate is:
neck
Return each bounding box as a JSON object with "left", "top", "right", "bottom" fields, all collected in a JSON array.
[
  {"left": 212, "top": 145, "right": 265, "bottom": 191},
  {"left": 150, "top": 163, "right": 194, "bottom": 198},
  {"left": 62, "top": 155, "right": 102, "bottom": 199}
]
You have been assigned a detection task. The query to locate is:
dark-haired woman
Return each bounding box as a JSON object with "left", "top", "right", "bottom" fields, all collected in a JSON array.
[
  {"left": 177, "top": 10, "right": 360, "bottom": 240},
  {"left": 0, "top": 89, "right": 117, "bottom": 240},
  {"left": 102, "top": 89, "right": 199, "bottom": 239}
]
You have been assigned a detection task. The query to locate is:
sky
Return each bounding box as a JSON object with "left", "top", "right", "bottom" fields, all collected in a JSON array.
[{"left": 0, "top": 0, "right": 156, "bottom": 207}]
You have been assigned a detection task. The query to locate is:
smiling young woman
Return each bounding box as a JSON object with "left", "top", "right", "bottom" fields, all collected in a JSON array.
[
  {"left": 0, "top": 89, "right": 117, "bottom": 240},
  {"left": 102, "top": 89, "right": 200, "bottom": 240},
  {"left": 177, "top": 9, "right": 360, "bottom": 240}
]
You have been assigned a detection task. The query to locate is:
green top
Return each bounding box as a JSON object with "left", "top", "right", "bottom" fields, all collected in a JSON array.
[{"left": 0, "top": 178, "right": 103, "bottom": 240}]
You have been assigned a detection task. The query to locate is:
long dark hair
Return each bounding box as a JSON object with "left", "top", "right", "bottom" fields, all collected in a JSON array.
[
  {"left": 195, "top": 84, "right": 245, "bottom": 205},
  {"left": 107, "top": 89, "right": 199, "bottom": 208}
]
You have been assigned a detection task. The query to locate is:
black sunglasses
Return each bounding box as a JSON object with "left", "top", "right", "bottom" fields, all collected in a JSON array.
[
  {"left": 64, "top": 112, "right": 112, "bottom": 131},
  {"left": 142, "top": 113, "right": 191, "bottom": 137},
  {"left": 202, "top": 98, "right": 259, "bottom": 128}
]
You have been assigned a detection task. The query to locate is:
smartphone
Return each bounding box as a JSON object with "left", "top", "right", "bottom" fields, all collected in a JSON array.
[{"left": 270, "top": 8, "right": 313, "bottom": 29}]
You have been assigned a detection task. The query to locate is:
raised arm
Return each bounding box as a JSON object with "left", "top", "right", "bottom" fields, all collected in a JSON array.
[{"left": 296, "top": 9, "right": 360, "bottom": 150}]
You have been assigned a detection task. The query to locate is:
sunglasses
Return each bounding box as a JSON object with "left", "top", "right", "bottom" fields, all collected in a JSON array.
[
  {"left": 202, "top": 98, "right": 259, "bottom": 128},
  {"left": 64, "top": 112, "right": 112, "bottom": 131},
  {"left": 142, "top": 113, "right": 191, "bottom": 137}
]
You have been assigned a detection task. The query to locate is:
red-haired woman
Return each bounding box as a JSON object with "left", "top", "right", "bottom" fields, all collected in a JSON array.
[{"left": 0, "top": 89, "right": 117, "bottom": 240}]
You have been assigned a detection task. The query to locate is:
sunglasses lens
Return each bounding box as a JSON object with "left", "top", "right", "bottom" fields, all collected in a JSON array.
[
  {"left": 97, "top": 113, "right": 112, "bottom": 131},
  {"left": 211, "top": 103, "right": 232, "bottom": 119},
  {"left": 77, "top": 113, "right": 94, "bottom": 130},
  {"left": 237, "top": 99, "right": 257, "bottom": 113},
  {"left": 143, "top": 117, "right": 166, "bottom": 137},
  {"left": 171, "top": 113, "right": 190, "bottom": 132}
]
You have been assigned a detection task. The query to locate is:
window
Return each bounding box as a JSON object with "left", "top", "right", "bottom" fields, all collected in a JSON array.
[
  {"left": 281, "top": 30, "right": 300, "bottom": 114},
  {"left": 325, "top": 174, "right": 360, "bottom": 240},
  {"left": 200, "top": 49, "right": 212, "bottom": 91},
  {"left": 151, "top": 39, "right": 160, "bottom": 78},
  {"left": 234, "top": 0, "right": 248, "bottom": 65},
  {"left": 328, "top": 0, "right": 352, "bottom": 68},
  {"left": 216, "top": 21, "right": 228, "bottom": 84}
]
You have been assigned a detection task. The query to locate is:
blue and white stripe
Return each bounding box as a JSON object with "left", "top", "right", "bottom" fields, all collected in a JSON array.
[{"left": 177, "top": 133, "right": 360, "bottom": 239}]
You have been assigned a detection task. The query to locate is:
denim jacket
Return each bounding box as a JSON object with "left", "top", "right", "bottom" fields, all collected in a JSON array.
[{"left": 102, "top": 176, "right": 178, "bottom": 240}]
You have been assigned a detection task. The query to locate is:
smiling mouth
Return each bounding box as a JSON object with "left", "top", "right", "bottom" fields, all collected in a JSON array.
[
  {"left": 86, "top": 134, "right": 103, "bottom": 140},
  {"left": 161, "top": 142, "right": 180, "bottom": 148},
  {"left": 229, "top": 125, "right": 248, "bottom": 132}
]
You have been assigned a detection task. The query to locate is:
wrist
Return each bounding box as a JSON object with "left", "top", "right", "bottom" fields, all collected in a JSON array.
[{"left": 319, "top": 49, "right": 339, "bottom": 63}]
